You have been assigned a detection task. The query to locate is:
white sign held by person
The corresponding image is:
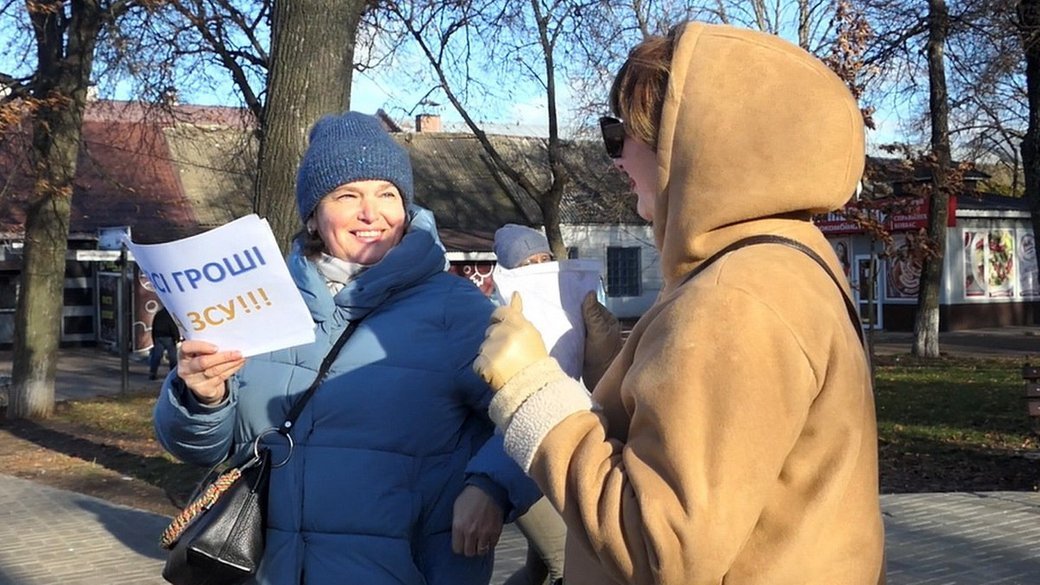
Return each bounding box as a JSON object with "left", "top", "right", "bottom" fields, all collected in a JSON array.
[
  {"left": 492, "top": 260, "right": 602, "bottom": 381},
  {"left": 125, "top": 214, "right": 315, "bottom": 356}
]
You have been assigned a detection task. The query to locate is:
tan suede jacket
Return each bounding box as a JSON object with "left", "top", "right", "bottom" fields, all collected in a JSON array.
[{"left": 492, "top": 22, "right": 885, "bottom": 585}]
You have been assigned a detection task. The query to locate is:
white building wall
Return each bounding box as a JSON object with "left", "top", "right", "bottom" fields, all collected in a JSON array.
[{"left": 561, "top": 223, "right": 660, "bottom": 319}]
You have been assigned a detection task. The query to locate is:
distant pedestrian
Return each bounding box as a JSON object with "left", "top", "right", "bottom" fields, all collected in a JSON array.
[
  {"left": 492, "top": 224, "right": 568, "bottom": 585},
  {"left": 494, "top": 224, "right": 554, "bottom": 270},
  {"left": 148, "top": 306, "right": 180, "bottom": 381}
]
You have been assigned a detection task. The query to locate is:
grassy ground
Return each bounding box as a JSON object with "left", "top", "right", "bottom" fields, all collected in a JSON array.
[
  {"left": 0, "top": 390, "right": 207, "bottom": 516},
  {"left": 874, "top": 354, "right": 1038, "bottom": 492},
  {"left": 0, "top": 354, "right": 1036, "bottom": 518}
]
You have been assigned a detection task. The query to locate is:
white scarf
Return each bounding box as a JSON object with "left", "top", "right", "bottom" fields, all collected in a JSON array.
[{"left": 314, "top": 253, "right": 368, "bottom": 294}]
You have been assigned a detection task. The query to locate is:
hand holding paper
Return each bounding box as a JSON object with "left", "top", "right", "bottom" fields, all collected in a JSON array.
[
  {"left": 581, "top": 292, "right": 623, "bottom": 389},
  {"left": 490, "top": 259, "right": 601, "bottom": 379},
  {"left": 177, "top": 340, "right": 245, "bottom": 405},
  {"left": 474, "top": 293, "right": 548, "bottom": 391}
]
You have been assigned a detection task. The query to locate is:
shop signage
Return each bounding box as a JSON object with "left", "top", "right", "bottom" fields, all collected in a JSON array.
[{"left": 814, "top": 196, "right": 957, "bottom": 234}]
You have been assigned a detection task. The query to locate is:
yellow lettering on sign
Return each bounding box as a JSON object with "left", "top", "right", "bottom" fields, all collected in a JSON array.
[{"left": 183, "top": 288, "right": 274, "bottom": 332}]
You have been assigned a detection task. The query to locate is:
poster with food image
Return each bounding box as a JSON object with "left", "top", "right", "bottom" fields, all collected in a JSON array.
[
  {"left": 885, "top": 236, "right": 922, "bottom": 299},
  {"left": 1018, "top": 229, "right": 1038, "bottom": 298},
  {"left": 985, "top": 229, "right": 1016, "bottom": 297},
  {"left": 963, "top": 229, "right": 1016, "bottom": 298},
  {"left": 963, "top": 230, "right": 986, "bottom": 297}
]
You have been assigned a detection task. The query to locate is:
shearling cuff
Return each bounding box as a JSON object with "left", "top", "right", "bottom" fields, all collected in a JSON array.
[
  {"left": 489, "top": 357, "right": 568, "bottom": 429},
  {"left": 503, "top": 378, "right": 593, "bottom": 472}
]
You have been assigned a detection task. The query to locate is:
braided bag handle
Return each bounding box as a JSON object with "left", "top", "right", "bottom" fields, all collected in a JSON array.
[{"left": 159, "top": 465, "right": 244, "bottom": 549}]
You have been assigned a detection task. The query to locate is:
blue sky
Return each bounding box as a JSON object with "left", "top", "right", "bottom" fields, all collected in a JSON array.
[
  {"left": 347, "top": 62, "right": 908, "bottom": 150},
  {"left": 348, "top": 70, "right": 577, "bottom": 138},
  {"left": 0, "top": 6, "right": 914, "bottom": 151}
]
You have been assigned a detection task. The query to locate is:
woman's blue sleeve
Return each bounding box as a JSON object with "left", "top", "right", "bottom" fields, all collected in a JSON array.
[
  {"left": 465, "top": 434, "right": 543, "bottom": 521},
  {"left": 446, "top": 277, "right": 543, "bottom": 521},
  {"left": 153, "top": 374, "right": 237, "bottom": 467}
]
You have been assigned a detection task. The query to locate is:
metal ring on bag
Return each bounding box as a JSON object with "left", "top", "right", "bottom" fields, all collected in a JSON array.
[{"left": 253, "top": 428, "right": 294, "bottom": 468}]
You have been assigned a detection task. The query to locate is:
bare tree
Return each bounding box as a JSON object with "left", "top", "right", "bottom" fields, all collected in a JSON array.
[
  {"left": 163, "top": 0, "right": 271, "bottom": 122},
  {"left": 861, "top": 0, "right": 1026, "bottom": 180},
  {"left": 0, "top": 0, "right": 374, "bottom": 417},
  {"left": 375, "top": 1, "right": 791, "bottom": 256},
  {"left": 160, "top": 0, "right": 372, "bottom": 252},
  {"left": 378, "top": 0, "right": 580, "bottom": 257},
  {"left": 1, "top": 0, "right": 149, "bottom": 419},
  {"left": 911, "top": 0, "right": 953, "bottom": 357},
  {"left": 255, "top": 0, "right": 369, "bottom": 252},
  {"left": 1018, "top": 0, "right": 1040, "bottom": 246},
  {"left": 942, "top": 1, "right": 1024, "bottom": 194},
  {"left": 856, "top": 0, "right": 1030, "bottom": 350}
]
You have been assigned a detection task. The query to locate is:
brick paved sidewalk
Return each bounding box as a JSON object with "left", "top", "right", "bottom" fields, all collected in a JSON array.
[
  {"left": 1, "top": 473, "right": 1038, "bottom": 584},
  {"left": 0, "top": 331, "right": 1037, "bottom": 583},
  {"left": 882, "top": 491, "right": 1040, "bottom": 584}
]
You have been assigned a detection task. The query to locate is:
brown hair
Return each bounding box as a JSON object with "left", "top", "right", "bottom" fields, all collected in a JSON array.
[
  {"left": 608, "top": 23, "right": 687, "bottom": 150},
  {"left": 296, "top": 226, "right": 325, "bottom": 259}
]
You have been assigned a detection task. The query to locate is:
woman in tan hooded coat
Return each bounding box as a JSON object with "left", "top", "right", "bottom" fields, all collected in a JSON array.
[{"left": 473, "top": 22, "right": 885, "bottom": 585}]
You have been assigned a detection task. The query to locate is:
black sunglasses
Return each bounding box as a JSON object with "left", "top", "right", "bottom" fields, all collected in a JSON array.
[{"left": 599, "top": 116, "right": 625, "bottom": 159}]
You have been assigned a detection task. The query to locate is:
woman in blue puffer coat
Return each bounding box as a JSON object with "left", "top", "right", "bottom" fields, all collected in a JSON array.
[{"left": 154, "top": 111, "right": 540, "bottom": 585}]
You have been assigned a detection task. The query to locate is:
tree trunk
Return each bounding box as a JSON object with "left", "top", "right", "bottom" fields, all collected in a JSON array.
[
  {"left": 912, "top": 0, "right": 952, "bottom": 358},
  {"left": 531, "top": 0, "right": 568, "bottom": 260},
  {"left": 1019, "top": 0, "right": 1040, "bottom": 257},
  {"left": 10, "top": 2, "right": 101, "bottom": 419},
  {"left": 542, "top": 181, "right": 566, "bottom": 260},
  {"left": 254, "top": 0, "right": 367, "bottom": 254}
]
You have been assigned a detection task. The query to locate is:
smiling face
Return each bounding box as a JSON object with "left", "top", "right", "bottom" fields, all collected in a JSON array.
[
  {"left": 308, "top": 180, "right": 407, "bottom": 265},
  {"left": 612, "top": 135, "right": 658, "bottom": 222}
]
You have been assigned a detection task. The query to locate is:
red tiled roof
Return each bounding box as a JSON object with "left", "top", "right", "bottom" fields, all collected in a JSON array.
[
  {"left": 74, "top": 119, "right": 198, "bottom": 243},
  {"left": 82, "top": 100, "right": 253, "bottom": 128},
  {"left": 0, "top": 101, "right": 248, "bottom": 243},
  {"left": 1, "top": 100, "right": 637, "bottom": 251}
]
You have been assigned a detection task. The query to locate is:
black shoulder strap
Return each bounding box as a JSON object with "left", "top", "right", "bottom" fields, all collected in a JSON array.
[
  {"left": 278, "top": 320, "right": 362, "bottom": 435},
  {"left": 679, "top": 235, "right": 865, "bottom": 347}
]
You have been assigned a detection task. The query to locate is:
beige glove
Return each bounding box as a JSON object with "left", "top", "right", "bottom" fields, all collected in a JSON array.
[
  {"left": 581, "top": 292, "right": 622, "bottom": 389},
  {"left": 473, "top": 293, "right": 548, "bottom": 391},
  {"left": 476, "top": 293, "right": 577, "bottom": 429}
]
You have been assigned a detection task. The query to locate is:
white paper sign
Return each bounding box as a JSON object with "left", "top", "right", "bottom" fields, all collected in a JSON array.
[
  {"left": 125, "top": 214, "right": 315, "bottom": 357},
  {"left": 493, "top": 260, "right": 602, "bottom": 380}
]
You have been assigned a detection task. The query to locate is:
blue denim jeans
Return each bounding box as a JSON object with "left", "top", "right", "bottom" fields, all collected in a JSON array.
[{"left": 149, "top": 336, "right": 178, "bottom": 376}]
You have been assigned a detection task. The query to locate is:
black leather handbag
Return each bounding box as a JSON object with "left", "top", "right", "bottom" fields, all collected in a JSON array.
[
  {"left": 159, "top": 320, "right": 361, "bottom": 585},
  {"left": 161, "top": 447, "right": 271, "bottom": 585}
]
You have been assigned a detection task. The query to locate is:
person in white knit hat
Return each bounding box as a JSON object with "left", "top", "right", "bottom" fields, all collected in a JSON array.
[{"left": 493, "top": 224, "right": 566, "bottom": 585}]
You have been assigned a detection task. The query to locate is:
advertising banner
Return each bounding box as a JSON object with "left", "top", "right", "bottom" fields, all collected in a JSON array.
[
  {"left": 1018, "top": 229, "right": 1038, "bottom": 298},
  {"left": 963, "top": 229, "right": 1016, "bottom": 299},
  {"left": 885, "top": 236, "right": 922, "bottom": 300}
]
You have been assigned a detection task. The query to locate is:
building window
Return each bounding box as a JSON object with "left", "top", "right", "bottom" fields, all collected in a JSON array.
[
  {"left": 606, "top": 247, "right": 641, "bottom": 297},
  {"left": 0, "top": 273, "right": 18, "bottom": 311}
]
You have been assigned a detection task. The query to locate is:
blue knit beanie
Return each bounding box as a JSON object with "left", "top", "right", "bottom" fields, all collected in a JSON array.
[
  {"left": 494, "top": 224, "right": 552, "bottom": 269},
  {"left": 295, "top": 111, "right": 414, "bottom": 221}
]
